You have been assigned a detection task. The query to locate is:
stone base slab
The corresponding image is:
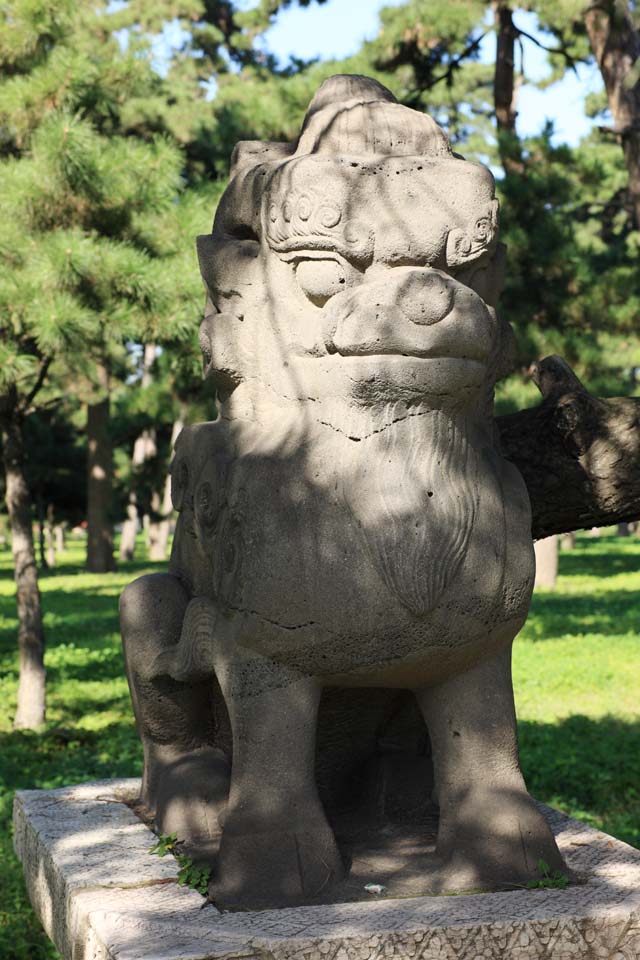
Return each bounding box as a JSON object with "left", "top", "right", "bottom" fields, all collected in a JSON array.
[{"left": 13, "top": 778, "right": 640, "bottom": 960}]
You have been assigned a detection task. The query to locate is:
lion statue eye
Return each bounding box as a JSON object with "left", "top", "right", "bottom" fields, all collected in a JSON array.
[{"left": 295, "top": 258, "right": 346, "bottom": 307}]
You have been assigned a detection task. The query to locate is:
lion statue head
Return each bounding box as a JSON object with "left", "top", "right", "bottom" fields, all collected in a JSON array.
[{"left": 196, "top": 74, "right": 514, "bottom": 439}]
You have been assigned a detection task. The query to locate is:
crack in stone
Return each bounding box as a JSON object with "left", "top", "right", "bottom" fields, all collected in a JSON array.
[
  {"left": 103, "top": 878, "right": 180, "bottom": 891},
  {"left": 226, "top": 604, "right": 320, "bottom": 632},
  {"left": 317, "top": 407, "right": 433, "bottom": 441}
]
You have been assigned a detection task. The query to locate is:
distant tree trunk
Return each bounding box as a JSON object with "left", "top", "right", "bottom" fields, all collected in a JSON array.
[
  {"left": 560, "top": 531, "right": 576, "bottom": 551},
  {"left": 54, "top": 523, "right": 65, "bottom": 555},
  {"left": 534, "top": 535, "right": 558, "bottom": 590},
  {"left": 142, "top": 512, "right": 151, "bottom": 549},
  {"left": 617, "top": 522, "right": 631, "bottom": 536},
  {"left": 585, "top": 1, "right": 640, "bottom": 229},
  {"left": 86, "top": 366, "right": 115, "bottom": 573},
  {"left": 119, "top": 502, "right": 138, "bottom": 562},
  {"left": 119, "top": 344, "right": 157, "bottom": 562},
  {"left": 36, "top": 494, "right": 48, "bottom": 570},
  {"left": 45, "top": 503, "right": 56, "bottom": 568},
  {"left": 148, "top": 413, "right": 185, "bottom": 561},
  {"left": 1, "top": 405, "right": 46, "bottom": 729},
  {"left": 119, "top": 428, "right": 157, "bottom": 561},
  {"left": 493, "top": 1, "right": 525, "bottom": 176}
]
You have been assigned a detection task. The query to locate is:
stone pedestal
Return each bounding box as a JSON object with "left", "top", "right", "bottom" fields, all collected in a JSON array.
[{"left": 14, "top": 779, "right": 640, "bottom": 960}]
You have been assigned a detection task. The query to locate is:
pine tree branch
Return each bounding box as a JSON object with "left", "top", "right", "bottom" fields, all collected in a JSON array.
[
  {"left": 401, "top": 31, "right": 489, "bottom": 102},
  {"left": 20, "top": 358, "right": 52, "bottom": 414}
]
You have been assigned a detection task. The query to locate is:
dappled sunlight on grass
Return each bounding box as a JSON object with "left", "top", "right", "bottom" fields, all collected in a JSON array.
[
  {"left": 514, "top": 530, "right": 640, "bottom": 852},
  {"left": 515, "top": 532, "right": 640, "bottom": 721}
]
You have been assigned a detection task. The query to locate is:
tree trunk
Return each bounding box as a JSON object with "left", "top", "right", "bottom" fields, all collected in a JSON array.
[
  {"left": 86, "top": 367, "right": 115, "bottom": 573},
  {"left": 493, "top": 1, "right": 525, "bottom": 176},
  {"left": 119, "top": 428, "right": 157, "bottom": 561},
  {"left": 45, "top": 503, "right": 56, "bottom": 568},
  {"left": 119, "top": 344, "right": 157, "bottom": 561},
  {"left": 142, "top": 512, "right": 151, "bottom": 549},
  {"left": 617, "top": 522, "right": 631, "bottom": 536},
  {"left": 585, "top": 1, "right": 640, "bottom": 229},
  {"left": 36, "top": 494, "right": 47, "bottom": 570},
  {"left": 1, "top": 408, "right": 46, "bottom": 729},
  {"left": 534, "top": 535, "right": 558, "bottom": 590},
  {"left": 560, "top": 531, "right": 576, "bottom": 551},
  {"left": 119, "top": 502, "right": 139, "bottom": 562},
  {"left": 55, "top": 523, "right": 65, "bottom": 555},
  {"left": 497, "top": 356, "right": 640, "bottom": 538},
  {"left": 148, "top": 414, "right": 185, "bottom": 561}
]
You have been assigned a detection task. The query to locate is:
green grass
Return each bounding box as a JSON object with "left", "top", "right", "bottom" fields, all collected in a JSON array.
[
  {"left": 0, "top": 538, "right": 154, "bottom": 960},
  {"left": 0, "top": 532, "right": 639, "bottom": 958},
  {"left": 514, "top": 533, "right": 640, "bottom": 851}
]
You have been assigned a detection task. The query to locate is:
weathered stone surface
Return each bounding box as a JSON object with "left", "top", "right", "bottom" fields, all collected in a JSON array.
[
  {"left": 119, "top": 73, "right": 567, "bottom": 909},
  {"left": 14, "top": 779, "right": 640, "bottom": 960}
]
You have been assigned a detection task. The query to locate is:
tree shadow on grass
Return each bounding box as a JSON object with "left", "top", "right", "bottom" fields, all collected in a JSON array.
[
  {"left": 0, "top": 556, "right": 164, "bottom": 583},
  {"left": 0, "top": 721, "right": 142, "bottom": 804},
  {"left": 39, "top": 557, "right": 165, "bottom": 580},
  {"left": 519, "top": 713, "right": 640, "bottom": 849},
  {"left": 1, "top": 580, "right": 121, "bottom": 662},
  {"left": 559, "top": 543, "right": 640, "bottom": 579},
  {"left": 526, "top": 589, "right": 638, "bottom": 640}
]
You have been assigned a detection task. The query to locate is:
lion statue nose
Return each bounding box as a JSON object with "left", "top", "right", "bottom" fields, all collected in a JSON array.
[
  {"left": 327, "top": 267, "right": 459, "bottom": 357},
  {"left": 395, "top": 269, "right": 455, "bottom": 326}
]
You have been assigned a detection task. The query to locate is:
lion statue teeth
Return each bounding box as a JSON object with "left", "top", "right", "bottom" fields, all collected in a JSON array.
[{"left": 120, "top": 74, "right": 568, "bottom": 910}]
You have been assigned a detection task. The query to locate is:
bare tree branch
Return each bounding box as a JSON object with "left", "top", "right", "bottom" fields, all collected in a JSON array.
[
  {"left": 515, "top": 26, "right": 582, "bottom": 75},
  {"left": 403, "top": 31, "right": 489, "bottom": 102},
  {"left": 20, "top": 357, "right": 52, "bottom": 414}
]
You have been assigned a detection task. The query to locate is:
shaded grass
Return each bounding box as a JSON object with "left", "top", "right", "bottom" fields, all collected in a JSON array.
[{"left": 0, "top": 532, "right": 639, "bottom": 957}]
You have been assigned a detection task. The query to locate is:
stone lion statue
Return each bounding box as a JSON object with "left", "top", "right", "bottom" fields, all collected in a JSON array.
[{"left": 120, "top": 74, "right": 567, "bottom": 909}]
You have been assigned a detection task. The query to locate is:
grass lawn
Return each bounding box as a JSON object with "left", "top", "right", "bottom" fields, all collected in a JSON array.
[{"left": 0, "top": 532, "right": 639, "bottom": 958}]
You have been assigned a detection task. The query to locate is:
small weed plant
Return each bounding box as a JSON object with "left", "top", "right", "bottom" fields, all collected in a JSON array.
[
  {"left": 149, "top": 832, "right": 211, "bottom": 896},
  {"left": 526, "top": 859, "right": 569, "bottom": 890}
]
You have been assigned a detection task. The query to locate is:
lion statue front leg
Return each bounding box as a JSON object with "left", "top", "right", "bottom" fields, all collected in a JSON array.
[
  {"left": 146, "top": 592, "right": 345, "bottom": 909},
  {"left": 415, "top": 644, "right": 566, "bottom": 892},
  {"left": 120, "top": 573, "right": 230, "bottom": 843},
  {"left": 211, "top": 649, "right": 344, "bottom": 908}
]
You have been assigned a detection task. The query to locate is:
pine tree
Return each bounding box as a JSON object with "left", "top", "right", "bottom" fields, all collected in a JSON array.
[
  {"left": 106, "top": 0, "right": 329, "bottom": 181},
  {"left": 0, "top": 0, "right": 187, "bottom": 725}
]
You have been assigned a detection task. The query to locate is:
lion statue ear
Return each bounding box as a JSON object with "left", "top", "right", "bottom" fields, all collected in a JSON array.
[
  {"left": 460, "top": 244, "right": 515, "bottom": 383},
  {"left": 229, "top": 140, "right": 295, "bottom": 178},
  {"left": 445, "top": 199, "right": 499, "bottom": 269}
]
